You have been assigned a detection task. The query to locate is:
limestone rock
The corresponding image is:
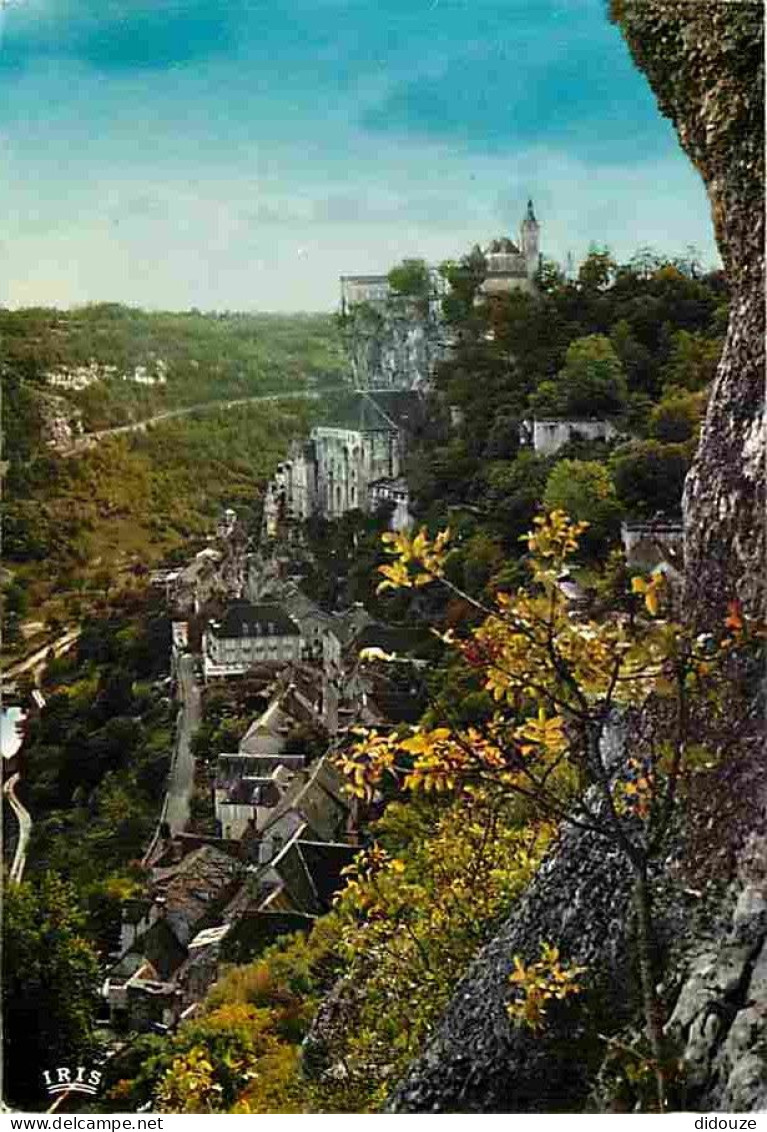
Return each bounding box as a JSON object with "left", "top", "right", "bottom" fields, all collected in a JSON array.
[
  {"left": 37, "top": 390, "right": 85, "bottom": 449},
  {"left": 612, "top": 0, "right": 765, "bottom": 627},
  {"left": 388, "top": 817, "right": 638, "bottom": 1112},
  {"left": 343, "top": 298, "right": 446, "bottom": 391},
  {"left": 664, "top": 885, "right": 767, "bottom": 1110}
]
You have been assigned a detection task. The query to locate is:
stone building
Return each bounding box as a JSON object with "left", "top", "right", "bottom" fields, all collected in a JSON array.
[
  {"left": 262, "top": 203, "right": 542, "bottom": 536},
  {"left": 203, "top": 600, "right": 302, "bottom": 679},
  {"left": 480, "top": 200, "right": 541, "bottom": 296},
  {"left": 263, "top": 390, "right": 423, "bottom": 533},
  {"left": 369, "top": 476, "right": 412, "bottom": 531},
  {"left": 522, "top": 417, "right": 619, "bottom": 456}
]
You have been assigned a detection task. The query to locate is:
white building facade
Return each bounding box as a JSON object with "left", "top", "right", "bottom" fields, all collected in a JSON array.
[{"left": 203, "top": 601, "right": 302, "bottom": 679}]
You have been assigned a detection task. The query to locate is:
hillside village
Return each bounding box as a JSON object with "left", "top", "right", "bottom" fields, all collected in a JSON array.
[
  {"left": 95, "top": 201, "right": 691, "bottom": 1043},
  {"left": 1, "top": 0, "right": 763, "bottom": 1117},
  {"left": 4, "top": 140, "right": 759, "bottom": 1114}
]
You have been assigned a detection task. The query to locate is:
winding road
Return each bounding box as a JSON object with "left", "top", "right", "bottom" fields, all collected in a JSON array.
[
  {"left": 58, "top": 386, "right": 344, "bottom": 456},
  {"left": 4, "top": 772, "right": 31, "bottom": 883},
  {"left": 2, "top": 630, "right": 82, "bottom": 885},
  {"left": 4, "top": 626, "right": 81, "bottom": 682}
]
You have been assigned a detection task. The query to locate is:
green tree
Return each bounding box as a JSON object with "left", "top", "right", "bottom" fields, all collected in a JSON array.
[
  {"left": 350, "top": 513, "right": 758, "bottom": 1110},
  {"left": 578, "top": 249, "right": 616, "bottom": 291},
  {"left": 531, "top": 335, "right": 628, "bottom": 418},
  {"left": 648, "top": 390, "right": 706, "bottom": 444},
  {"left": 609, "top": 319, "right": 654, "bottom": 394},
  {"left": 535, "top": 256, "right": 566, "bottom": 294},
  {"left": 439, "top": 247, "right": 487, "bottom": 322},
  {"left": 387, "top": 259, "right": 431, "bottom": 299},
  {"left": 472, "top": 451, "right": 550, "bottom": 551},
  {"left": 610, "top": 439, "right": 691, "bottom": 517},
  {"left": 659, "top": 329, "right": 722, "bottom": 391},
  {"left": 3, "top": 874, "right": 101, "bottom": 1105},
  {"left": 543, "top": 460, "right": 622, "bottom": 556}
]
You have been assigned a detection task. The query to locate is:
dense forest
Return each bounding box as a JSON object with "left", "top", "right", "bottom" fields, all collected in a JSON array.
[
  {"left": 0, "top": 305, "right": 344, "bottom": 430},
  {"left": 405, "top": 247, "right": 726, "bottom": 593},
  {"left": 1, "top": 306, "right": 343, "bottom": 659}
]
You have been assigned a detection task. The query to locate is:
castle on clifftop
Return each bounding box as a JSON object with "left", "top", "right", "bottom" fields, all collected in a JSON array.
[{"left": 263, "top": 204, "right": 542, "bottom": 536}]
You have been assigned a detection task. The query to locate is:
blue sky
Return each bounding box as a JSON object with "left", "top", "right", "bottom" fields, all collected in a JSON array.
[{"left": 0, "top": 0, "right": 718, "bottom": 311}]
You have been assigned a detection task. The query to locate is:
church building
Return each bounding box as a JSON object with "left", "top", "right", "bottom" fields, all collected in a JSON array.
[
  {"left": 262, "top": 391, "right": 422, "bottom": 536},
  {"left": 263, "top": 203, "right": 542, "bottom": 535}
]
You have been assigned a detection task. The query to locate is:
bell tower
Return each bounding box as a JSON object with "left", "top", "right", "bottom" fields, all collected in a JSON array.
[{"left": 520, "top": 199, "right": 540, "bottom": 279}]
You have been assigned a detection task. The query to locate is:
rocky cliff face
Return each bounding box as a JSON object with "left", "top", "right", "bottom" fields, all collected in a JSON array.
[
  {"left": 613, "top": 0, "right": 765, "bottom": 628},
  {"left": 383, "top": 5, "right": 766, "bottom": 1112},
  {"left": 344, "top": 298, "right": 446, "bottom": 391},
  {"left": 387, "top": 711, "right": 766, "bottom": 1112},
  {"left": 37, "top": 390, "right": 85, "bottom": 449}
]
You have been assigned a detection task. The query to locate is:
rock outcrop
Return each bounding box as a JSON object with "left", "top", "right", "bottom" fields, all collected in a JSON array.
[
  {"left": 665, "top": 872, "right": 767, "bottom": 1113},
  {"left": 386, "top": 6, "right": 765, "bottom": 1110},
  {"left": 37, "top": 390, "right": 85, "bottom": 449},
  {"left": 343, "top": 297, "right": 446, "bottom": 391},
  {"left": 388, "top": 713, "right": 766, "bottom": 1112},
  {"left": 613, "top": 0, "right": 765, "bottom": 628}
]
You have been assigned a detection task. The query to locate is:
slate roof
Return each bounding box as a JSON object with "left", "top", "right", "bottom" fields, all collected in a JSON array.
[
  {"left": 298, "top": 840, "right": 358, "bottom": 911},
  {"left": 283, "top": 661, "right": 324, "bottom": 702},
  {"left": 318, "top": 390, "right": 425, "bottom": 434},
  {"left": 326, "top": 604, "right": 373, "bottom": 646},
  {"left": 216, "top": 753, "right": 304, "bottom": 791},
  {"left": 239, "top": 697, "right": 296, "bottom": 756},
  {"left": 369, "top": 476, "right": 410, "bottom": 492},
  {"left": 280, "top": 588, "right": 330, "bottom": 625},
  {"left": 362, "top": 675, "right": 426, "bottom": 725},
  {"left": 207, "top": 600, "right": 300, "bottom": 640},
  {"left": 258, "top": 758, "right": 350, "bottom": 843},
  {"left": 486, "top": 237, "right": 522, "bottom": 255},
  {"left": 109, "top": 920, "right": 188, "bottom": 986},
  {"left": 222, "top": 910, "right": 315, "bottom": 964},
  {"left": 152, "top": 845, "right": 245, "bottom": 947},
  {"left": 109, "top": 951, "right": 151, "bottom": 982},
  {"left": 225, "top": 776, "right": 276, "bottom": 805}
]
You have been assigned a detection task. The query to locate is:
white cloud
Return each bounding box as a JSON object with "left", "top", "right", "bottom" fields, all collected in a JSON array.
[{"left": 0, "top": 55, "right": 718, "bottom": 312}]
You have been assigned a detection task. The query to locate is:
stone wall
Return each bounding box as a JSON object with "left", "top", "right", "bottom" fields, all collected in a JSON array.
[{"left": 525, "top": 417, "right": 618, "bottom": 457}]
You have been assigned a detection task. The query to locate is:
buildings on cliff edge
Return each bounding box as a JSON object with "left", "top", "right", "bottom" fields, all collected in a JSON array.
[{"left": 263, "top": 202, "right": 542, "bottom": 537}]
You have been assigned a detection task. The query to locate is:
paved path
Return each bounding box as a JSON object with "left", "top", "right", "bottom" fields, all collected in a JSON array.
[
  {"left": 4, "top": 772, "right": 31, "bottom": 883},
  {"left": 4, "top": 627, "right": 81, "bottom": 683},
  {"left": 58, "top": 386, "right": 345, "bottom": 456},
  {"left": 164, "top": 654, "right": 201, "bottom": 835}
]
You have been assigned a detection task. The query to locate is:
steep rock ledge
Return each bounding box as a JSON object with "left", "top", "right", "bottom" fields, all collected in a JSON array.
[
  {"left": 613, "top": 0, "right": 765, "bottom": 628},
  {"left": 386, "top": 4, "right": 765, "bottom": 1111},
  {"left": 388, "top": 720, "right": 766, "bottom": 1112}
]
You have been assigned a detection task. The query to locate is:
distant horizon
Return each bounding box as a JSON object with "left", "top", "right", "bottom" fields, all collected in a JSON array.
[
  {"left": 1, "top": 1, "right": 719, "bottom": 311},
  {"left": 0, "top": 237, "right": 724, "bottom": 317}
]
